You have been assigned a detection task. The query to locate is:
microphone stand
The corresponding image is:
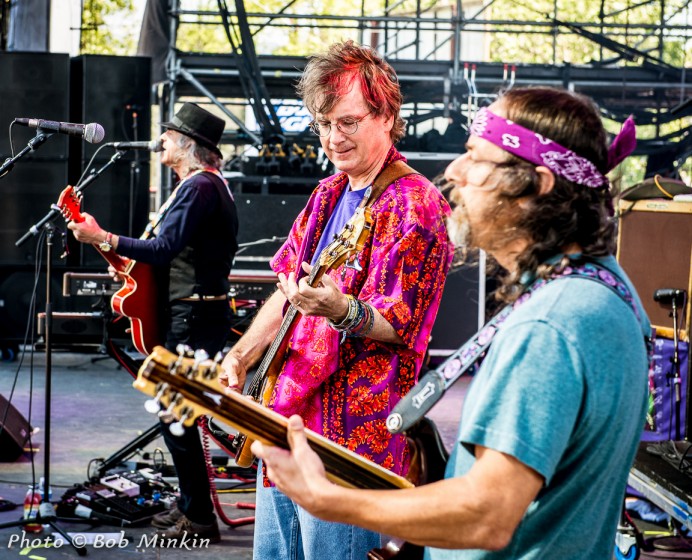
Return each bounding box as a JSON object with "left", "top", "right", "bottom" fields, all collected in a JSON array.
[
  {"left": 0, "top": 129, "right": 54, "bottom": 178},
  {"left": 1, "top": 151, "right": 127, "bottom": 555},
  {"left": 1, "top": 223, "right": 88, "bottom": 556},
  {"left": 670, "top": 296, "right": 682, "bottom": 441},
  {"left": 128, "top": 110, "right": 140, "bottom": 237},
  {"left": 14, "top": 151, "right": 125, "bottom": 248}
]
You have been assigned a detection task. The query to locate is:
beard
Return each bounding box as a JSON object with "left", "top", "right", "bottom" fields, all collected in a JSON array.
[
  {"left": 446, "top": 188, "right": 526, "bottom": 268},
  {"left": 445, "top": 199, "right": 476, "bottom": 267}
]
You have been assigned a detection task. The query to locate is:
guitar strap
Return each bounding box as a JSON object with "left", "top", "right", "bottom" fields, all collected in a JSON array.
[
  {"left": 361, "top": 159, "right": 417, "bottom": 210},
  {"left": 141, "top": 168, "right": 229, "bottom": 240},
  {"left": 387, "top": 259, "right": 652, "bottom": 434}
]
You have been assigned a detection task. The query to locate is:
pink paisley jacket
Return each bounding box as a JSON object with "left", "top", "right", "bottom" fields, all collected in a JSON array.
[{"left": 269, "top": 147, "right": 453, "bottom": 477}]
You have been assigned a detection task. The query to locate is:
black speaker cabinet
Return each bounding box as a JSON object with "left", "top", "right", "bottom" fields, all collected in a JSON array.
[
  {"left": 233, "top": 193, "right": 310, "bottom": 270},
  {"left": 0, "top": 52, "right": 70, "bottom": 160},
  {"left": 69, "top": 55, "right": 152, "bottom": 266},
  {"left": 0, "top": 160, "right": 70, "bottom": 267},
  {"left": 429, "top": 265, "right": 483, "bottom": 356},
  {"left": 0, "top": 393, "right": 33, "bottom": 461},
  {"left": 76, "top": 162, "right": 152, "bottom": 268},
  {"left": 617, "top": 199, "right": 692, "bottom": 340},
  {"left": 70, "top": 55, "right": 152, "bottom": 160}
]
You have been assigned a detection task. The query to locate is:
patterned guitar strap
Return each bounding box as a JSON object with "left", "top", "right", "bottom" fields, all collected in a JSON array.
[{"left": 387, "top": 258, "right": 653, "bottom": 434}]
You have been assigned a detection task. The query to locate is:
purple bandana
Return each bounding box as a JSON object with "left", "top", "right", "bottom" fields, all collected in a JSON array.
[{"left": 469, "top": 107, "right": 636, "bottom": 189}]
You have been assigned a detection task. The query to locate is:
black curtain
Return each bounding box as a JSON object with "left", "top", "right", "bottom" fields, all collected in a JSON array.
[{"left": 137, "top": 0, "right": 171, "bottom": 84}]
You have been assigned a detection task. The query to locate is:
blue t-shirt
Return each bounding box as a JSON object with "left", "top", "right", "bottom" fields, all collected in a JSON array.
[
  {"left": 310, "top": 185, "right": 367, "bottom": 266},
  {"left": 426, "top": 256, "right": 650, "bottom": 560}
]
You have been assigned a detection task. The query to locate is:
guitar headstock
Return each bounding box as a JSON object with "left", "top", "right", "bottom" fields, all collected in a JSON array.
[
  {"left": 56, "top": 185, "right": 84, "bottom": 224},
  {"left": 316, "top": 205, "right": 373, "bottom": 272},
  {"left": 133, "top": 346, "right": 224, "bottom": 435}
]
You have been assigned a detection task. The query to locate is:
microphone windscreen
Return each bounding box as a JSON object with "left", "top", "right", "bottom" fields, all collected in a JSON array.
[{"left": 84, "top": 123, "right": 105, "bottom": 144}]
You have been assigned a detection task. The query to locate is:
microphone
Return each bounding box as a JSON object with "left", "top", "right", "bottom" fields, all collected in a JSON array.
[
  {"left": 106, "top": 139, "right": 163, "bottom": 152},
  {"left": 654, "top": 288, "right": 686, "bottom": 305},
  {"left": 15, "top": 118, "right": 105, "bottom": 144}
]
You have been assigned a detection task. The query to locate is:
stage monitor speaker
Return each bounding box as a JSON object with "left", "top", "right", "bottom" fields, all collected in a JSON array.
[
  {"left": 617, "top": 199, "right": 692, "bottom": 340},
  {"left": 0, "top": 52, "right": 70, "bottom": 161},
  {"left": 0, "top": 160, "right": 71, "bottom": 267},
  {"left": 0, "top": 393, "right": 33, "bottom": 461},
  {"left": 70, "top": 55, "right": 152, "bottom": 161}
]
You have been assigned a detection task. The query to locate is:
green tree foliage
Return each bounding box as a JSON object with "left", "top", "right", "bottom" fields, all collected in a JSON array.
[
  {"left": 80, "top": 0, "right": 137, "bottom": 54},
  {"left": 485, "top": 0, "right": 692, "bottom": 66}
]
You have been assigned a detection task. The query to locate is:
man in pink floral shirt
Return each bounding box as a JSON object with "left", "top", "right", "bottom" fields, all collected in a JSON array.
[{"left": 220, "top": 40, "right": 452, "bottom": 560}]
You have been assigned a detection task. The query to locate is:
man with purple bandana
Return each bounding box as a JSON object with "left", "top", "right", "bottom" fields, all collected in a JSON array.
[
  {"left": 219, "top": 40, "right": 453, "bottom": 559},
  {"left": 252, "top": 86, "right": 651, "bottom": 560}
]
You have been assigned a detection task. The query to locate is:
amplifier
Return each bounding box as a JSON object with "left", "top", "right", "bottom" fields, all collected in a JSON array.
[
  {"left": 36, "top": 311, "right": 105, "bottom": 344},
  {"left": 617, "top": 199, "right": 692, "bottom": 340},
  {"left": 63, "top": 272, "right": 118, "bottom": 297},
  {"left": 229, "top": 269, "right": 278, "bottom": 301}
]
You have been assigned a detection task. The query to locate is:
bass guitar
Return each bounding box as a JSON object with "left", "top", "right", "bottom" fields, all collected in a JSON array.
[
  {"left": 134, "top": 346, "right": 415, "bottom": 490},
  {"left": 57, "top": 185, "right": 162, "bottom": 355},
  {"left": 135, "top": 346, "right": 449, "bottom": 559},
  {"left": 230, "top": 198, "right": 375, "bottom": 468}
]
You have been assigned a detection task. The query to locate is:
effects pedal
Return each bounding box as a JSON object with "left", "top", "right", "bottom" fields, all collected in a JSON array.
[{"left": 100, "top": 474, "right": 140, "bottom": 497}]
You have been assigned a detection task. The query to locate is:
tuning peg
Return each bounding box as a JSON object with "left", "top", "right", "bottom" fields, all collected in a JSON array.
[
  {"left": 158, "top": 393, "right": 179, "bottom": 420},
  {"left": 193, "top": 348, "right": 209, "bottom": 363},
  {"left": 169, "top": 419, "right": 186, "bottom": 437},
  {"left": 169, "top": 407, "right": 193, "bottom": 437},
  {"left": 144, "top": 385, "right": 167, "bottom": 414}
]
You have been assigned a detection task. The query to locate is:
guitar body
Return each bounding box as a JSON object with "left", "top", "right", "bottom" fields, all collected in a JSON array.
[
  {"left": 111, "top": 260, "right": 161, "bottom": 355},
  {"left": 57, "top": 185, "right": 162, "bottom": 355},
  {"left": 369, "top": 417, "right": 450, "bottom": 560}
]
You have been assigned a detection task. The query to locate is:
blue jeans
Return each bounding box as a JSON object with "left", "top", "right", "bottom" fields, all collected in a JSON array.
[{"left": 253, "top": 465, "right": 382, "bottom": 560}]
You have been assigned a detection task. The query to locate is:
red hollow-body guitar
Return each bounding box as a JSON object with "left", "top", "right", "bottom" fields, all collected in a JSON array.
[{"left": 57, "top": 185, "right": 162, "bottom": 355}]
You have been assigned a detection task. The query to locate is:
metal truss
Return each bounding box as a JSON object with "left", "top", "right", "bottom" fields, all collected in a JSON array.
[{"left": 159, "top": 0, "right": 692, "bottom": 184}]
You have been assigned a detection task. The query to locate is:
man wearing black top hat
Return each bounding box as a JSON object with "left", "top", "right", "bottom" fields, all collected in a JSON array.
[{"left": 69, "top": 102, "right": 238, "bottom": 543}]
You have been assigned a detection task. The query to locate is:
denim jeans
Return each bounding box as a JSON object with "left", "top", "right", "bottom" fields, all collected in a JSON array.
[{"left": 253, "top": 464, "right": 382, "bottom": 560}]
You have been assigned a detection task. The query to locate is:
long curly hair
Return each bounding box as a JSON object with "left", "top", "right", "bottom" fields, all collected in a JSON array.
[
  {"left": 490, "top": 87, "right": 617, "bottom": 302},
  {"left": 297, "top": 40, "right": 406, "bottom": 143}
]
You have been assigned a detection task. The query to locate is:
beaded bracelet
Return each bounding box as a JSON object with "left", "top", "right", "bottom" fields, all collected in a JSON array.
[
  {"left": 329, "top": 295, "right": 363, "bottom": 332},
  {"left": 329, "top": 298, "right": 376, "bottom": 339},
  {"left": 328, "top": 295, "right": 357, "bottom": 330}
]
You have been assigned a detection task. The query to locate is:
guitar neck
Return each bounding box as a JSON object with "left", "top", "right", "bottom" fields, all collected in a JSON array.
[
  {"left": 136, "top": 349, "right": 413, "bottom": 491},
  {"left": 248, "top": 263, "right": 329, "bottom": 397}
]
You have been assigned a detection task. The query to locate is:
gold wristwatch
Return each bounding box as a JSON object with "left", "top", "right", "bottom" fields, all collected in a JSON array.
[{"left": 99, "top": 232, "right": 113, "bottom": 252}]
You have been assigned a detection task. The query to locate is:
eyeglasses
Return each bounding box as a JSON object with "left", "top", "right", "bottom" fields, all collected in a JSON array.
[{"left": 308, "top": 112, "right": 372, "bottom": 137}]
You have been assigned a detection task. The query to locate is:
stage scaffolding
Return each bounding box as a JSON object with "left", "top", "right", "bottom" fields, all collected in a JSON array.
[{"left": 148, "top": 0, "right": 692, "bottom": 194}]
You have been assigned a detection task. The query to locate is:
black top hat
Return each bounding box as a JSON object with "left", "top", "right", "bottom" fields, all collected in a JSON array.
[{"left": 161, "top": 102, "right": 225, "bottom": 157}]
